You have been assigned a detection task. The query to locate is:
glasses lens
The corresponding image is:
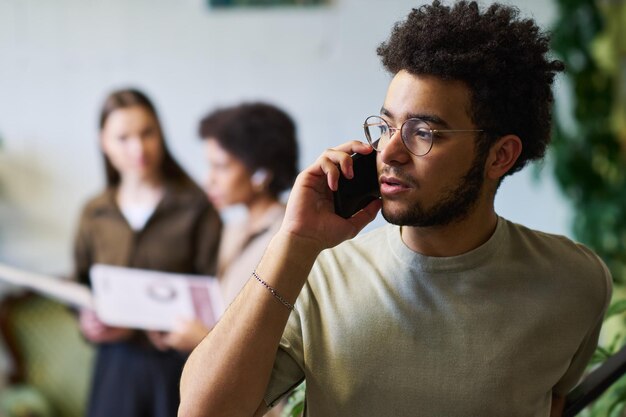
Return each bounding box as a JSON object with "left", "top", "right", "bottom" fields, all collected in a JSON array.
[
  {"left": 402, "top": 119, "right": 433, "bottom": 156},
  {"left": 364, "top": 116, "right": 387, "bottom": 150}
]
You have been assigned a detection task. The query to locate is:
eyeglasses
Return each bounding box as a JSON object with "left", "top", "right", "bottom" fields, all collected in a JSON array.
[{"left": 363, "top": 115, "right": 484, "bottom": 157}]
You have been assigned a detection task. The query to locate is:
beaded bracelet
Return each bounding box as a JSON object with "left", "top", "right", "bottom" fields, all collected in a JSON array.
[{"left": 252, "top": 271, "right": 295, "bottom": 311}]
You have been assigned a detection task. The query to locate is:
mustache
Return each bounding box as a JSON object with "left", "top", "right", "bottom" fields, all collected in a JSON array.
[{"left": 380, "top": 166, "right": 418, "bottom": 188}]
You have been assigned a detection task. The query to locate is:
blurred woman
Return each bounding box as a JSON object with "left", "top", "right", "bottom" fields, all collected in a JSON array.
[
  {"left": 205, "top": 102, "right": 299, "bottom": 302},
  {"left": 73, "top": 88, "right": 222, "bottom": 417},
  {"left": 163, "top": 102, "right": 298, "bottom": 347},
  {"left": 165, "top": 102, "right": 298, "bottom": 417}
]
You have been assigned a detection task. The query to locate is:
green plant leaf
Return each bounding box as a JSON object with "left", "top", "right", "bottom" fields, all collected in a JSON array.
[{"left": 606, "top": 300, "right": 626, "bottom": 319}]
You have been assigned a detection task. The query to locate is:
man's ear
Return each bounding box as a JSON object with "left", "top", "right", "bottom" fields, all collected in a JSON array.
[{"left": 485, "top": 135, "right": 522, "bottom": 180}]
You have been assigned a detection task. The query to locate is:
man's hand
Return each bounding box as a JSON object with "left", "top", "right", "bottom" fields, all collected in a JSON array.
[
  {"left": 280, "top": 140, "right": 381, "bottom": 252},
  {"left": 178, "top": 141, "right": 381, "bottom": 417}
]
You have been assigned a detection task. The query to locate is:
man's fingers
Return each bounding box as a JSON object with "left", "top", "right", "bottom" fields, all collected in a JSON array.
[
  {"left": 319, "top": 157, "right": 342, "bottom": 191},
  {"left": 347, "top": 198, "right": 382, "bottom": 232},
  {"left": 327, "top": 141, "right": 374, "bottom": 180},
  {"left": 330, "top": 140, "right": 373, "bottom": 155},
  {"left": 315, "top": 142, "right": 373, "bottom": 191}
]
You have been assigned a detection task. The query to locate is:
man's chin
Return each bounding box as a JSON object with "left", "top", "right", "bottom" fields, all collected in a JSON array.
[
  {"left": 380, "top": 200, "right": 465, "bottom": 228},
  {"left": 380, "top": 201, "right": 420, "bottom": 226}
]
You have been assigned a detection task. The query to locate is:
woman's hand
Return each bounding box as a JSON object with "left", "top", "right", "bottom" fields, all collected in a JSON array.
[
  {"left": 163, "top": 319, "right": 211, "bottom": 352},
  {"left": 145, "top": 320, "right": 210, "bottom": 352},
  {"left": 280, "top": 141, "right": 381, "bottom": 252},
  {"left": 146, "top": 330, "right": 170, "bottom": 351},
  {"left": 79, "top": 309, "right": 133, "bottom": 343}
]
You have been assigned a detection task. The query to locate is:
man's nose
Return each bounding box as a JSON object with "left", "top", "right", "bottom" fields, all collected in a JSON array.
[{"left": 379, "top": 128, "right": 411, "bottom": 165}]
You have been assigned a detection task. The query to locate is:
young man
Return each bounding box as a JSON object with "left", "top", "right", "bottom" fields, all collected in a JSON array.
[{"left": 179, "top": 2, "right": 612, "bottom": 416}]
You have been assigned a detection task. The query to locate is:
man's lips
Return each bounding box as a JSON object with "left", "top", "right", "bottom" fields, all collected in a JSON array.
[{"left": 380, "top": 175, "right": 411, "bottom": 195}]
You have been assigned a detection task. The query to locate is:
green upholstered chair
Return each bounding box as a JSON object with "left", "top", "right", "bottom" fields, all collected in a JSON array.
[{"left": 0, "top": 292, "right": 94, "bottom": 417}]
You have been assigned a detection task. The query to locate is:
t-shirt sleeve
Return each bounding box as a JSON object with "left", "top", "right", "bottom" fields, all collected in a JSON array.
[
  {"left": 263, "top": 304, "right": 306, "bottom": 408},
  {"left": 553, "top": 256, "right": 613, "bottom": 395}
]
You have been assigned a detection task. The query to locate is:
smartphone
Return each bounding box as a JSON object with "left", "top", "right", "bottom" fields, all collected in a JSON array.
[{"left": 333, "top": 151, "right": 380, "bottom": 218}]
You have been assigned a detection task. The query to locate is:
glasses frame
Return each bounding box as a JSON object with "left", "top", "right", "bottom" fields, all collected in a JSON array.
[{"left": 363, "top": 115, "right": 484, "bottom": 157}]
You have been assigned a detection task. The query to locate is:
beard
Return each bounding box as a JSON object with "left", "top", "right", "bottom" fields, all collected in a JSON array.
[{"left": 381, "top": 151, "right": 488, "bottom": 228}]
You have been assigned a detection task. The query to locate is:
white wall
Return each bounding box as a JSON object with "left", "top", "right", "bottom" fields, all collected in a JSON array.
[{"left": 0, "top": 0, "right": 571, "bottom": 276}]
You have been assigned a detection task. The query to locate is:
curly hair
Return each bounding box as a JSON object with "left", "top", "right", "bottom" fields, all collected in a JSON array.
[
  {"left": 377, "top": 1, "right": 565, "bottom": 176},
  {"left": 199, "top": 102, "right": 299, "bottom": 198}
]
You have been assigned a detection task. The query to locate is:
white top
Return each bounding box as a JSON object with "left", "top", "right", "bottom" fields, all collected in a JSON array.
[{"left": 120, "top": 203, "right": 157, "bottom": 231}]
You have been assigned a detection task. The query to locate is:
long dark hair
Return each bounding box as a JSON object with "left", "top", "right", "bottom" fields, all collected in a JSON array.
[{"left": 99, "top": 88, "right": 193, "bottom": 187}]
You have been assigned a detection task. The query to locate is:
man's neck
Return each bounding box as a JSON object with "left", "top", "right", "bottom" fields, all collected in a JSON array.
[{"left": 400, "top": 203, "right": 498, "bottom": 258}]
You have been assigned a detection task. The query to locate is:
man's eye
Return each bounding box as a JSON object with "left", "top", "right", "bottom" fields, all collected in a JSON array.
[{"left": 411, "top": 128, "right": 431, "bottom": 141}]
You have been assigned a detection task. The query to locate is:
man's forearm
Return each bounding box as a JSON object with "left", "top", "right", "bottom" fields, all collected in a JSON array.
[
  {"left": 179, "top": 231, "right": 321, "bottom": 417},
  {"left": 179, "top": 140, "right": 381, "bottom": 417}
]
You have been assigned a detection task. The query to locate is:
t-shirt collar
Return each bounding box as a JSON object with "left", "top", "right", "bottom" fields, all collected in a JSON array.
[{"left": 387, "top": 216, "right": 507, "bottom": 273}]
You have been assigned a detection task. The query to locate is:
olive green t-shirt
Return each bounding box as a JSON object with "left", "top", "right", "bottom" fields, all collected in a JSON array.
[{"left": 264, "top": 217, "right": 611, "bottom": 417}]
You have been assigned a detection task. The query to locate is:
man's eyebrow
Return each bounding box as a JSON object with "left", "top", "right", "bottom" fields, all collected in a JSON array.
[
  {"left": 406, "top": 113, "right": 451, "bottom": 129},
  {"left": 380, "top": 107, "right": 451, "bottom": 129}
]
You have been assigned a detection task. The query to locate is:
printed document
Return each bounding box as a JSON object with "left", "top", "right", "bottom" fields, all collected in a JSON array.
[
  {"left": 90, "top": 264, "right": 225, "bottom": 331},
  {"left": 0, "top": 263, "right": 93, "bottom": 309},
  {"left": 0, "top": 263, "right": 225, "bottom": 331}
]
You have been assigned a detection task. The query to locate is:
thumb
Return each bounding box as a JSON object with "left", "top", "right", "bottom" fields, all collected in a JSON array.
[{"left": 346, "top": 199, "right": 382, "bottom": 233}]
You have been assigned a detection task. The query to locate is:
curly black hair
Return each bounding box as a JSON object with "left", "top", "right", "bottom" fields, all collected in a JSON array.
[
  {"left": 377, "top": 1, "right": 565, "bottom": 176},
  {"left": 199, "top": 102, "right": 299, "bottom": 198}
]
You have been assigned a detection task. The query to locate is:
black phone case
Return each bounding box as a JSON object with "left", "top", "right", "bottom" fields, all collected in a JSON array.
[{"left": 333, "top": 151, "right": 380, "bottom": 218}]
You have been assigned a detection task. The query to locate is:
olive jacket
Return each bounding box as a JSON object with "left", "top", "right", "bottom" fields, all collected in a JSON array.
[
  {"left": 74, "top": 180, "right": 222, "bottom": 284},
  {"left": 73, "top": 180, "right": 222, "bottom": 417}
]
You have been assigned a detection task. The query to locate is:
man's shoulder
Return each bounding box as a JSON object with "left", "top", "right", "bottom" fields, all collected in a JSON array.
[
  {"left": 310, "top": 224, "right": 396, "bottom": 284},
  {"left": 324, "top": 224, "right": 394, "bottom": 257},
  {"left": 503, "top": 218, "right": 611, "bottom": 295},
  {"left": 504, "top": 219, "right": 602, "bottom": 262},
  {"left": 348, "top": 223, "right": 394, "bottom": 246}
]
